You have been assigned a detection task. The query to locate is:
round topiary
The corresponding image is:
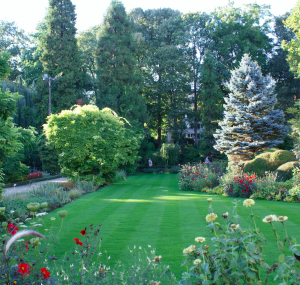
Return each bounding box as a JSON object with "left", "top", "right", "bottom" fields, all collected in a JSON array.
[
  {"left": 275, "top": 161, "right": 300, "bottom": 182},
  {"left": 243, "top": 149, "right": 297, "bottom": 177}
]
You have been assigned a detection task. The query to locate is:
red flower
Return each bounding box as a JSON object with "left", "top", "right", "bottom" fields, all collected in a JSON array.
[
  {"left": 242, "top": 191, "right": 245, "bottom": 193},
  {"left": 281, "top": 187, "right": 283, "bottom": 189},
  {"left": 230, "top": 190, "right": 233, "bottom": 193},
  {"left": 206, "top": 186, "right": 208, "bottom": 187},
  {"left": 201, "top": 172, "right": 203, "bottom": 173},
  {"left": 17, "top": 263, "right": 32, "bottom": 275},
  {"left": 74, "top": 238, "right": 83, "bottom": 246},
  {"left": 40, "top": 268, "right": 50, "bottom": 279},
  {"left": 250, "top": 180, "right": 252, "bottom": 183},
  {"left": 7, "top": 224, "right": 18, "bottom": 235},
  {"left": 25, "top": 241, "right": 29, "bottom": 251},
  {"left": 80, "top": 229, "right": 86, "bottom": 236}
]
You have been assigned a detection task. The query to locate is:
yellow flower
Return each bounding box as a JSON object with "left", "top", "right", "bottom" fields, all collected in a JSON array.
[
  {"left": 243, "top": 199, "right": 255, "bottom": 207},
  {"left": 206, "top": 213, "right": 218, "bottom": 223},
  {"left": 183, "top": 245, "right": 197, "bottom": 254},
  {"left": 277, "top": 216, "right": 288, "bottom": 223},
  {"left": 207, "top": 198, "right": 212, "bottom": 203},
  {"left": 195, "top": 237, "right": 206, "bottom": 243},
  {"left": 193, "top": 259, "right": 201, "bottom": 265},
  {"left": 263, "top": 215, "right": 278, "bottom": 223},
  {"left": 230, "top": 224, "right": 240, "bottom": 230}
]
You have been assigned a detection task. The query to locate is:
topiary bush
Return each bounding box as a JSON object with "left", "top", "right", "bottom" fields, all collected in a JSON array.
[
  {"left": 275, "top": 161, "right": 300, "bottom": 182},
  {"left": 243, "top": 149, "right": 297, "bottom": 177}
]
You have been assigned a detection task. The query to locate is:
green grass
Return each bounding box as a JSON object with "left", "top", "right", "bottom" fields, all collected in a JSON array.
[{"left": 41, "top": 174, "right": 300, "bottom": 280}]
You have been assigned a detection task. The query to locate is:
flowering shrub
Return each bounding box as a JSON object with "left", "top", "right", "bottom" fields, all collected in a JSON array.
[
  {"left": 181, "top": 198, "right": 300, "bottom": 284},
  {"left": 179, "top": 162, "right": 225, "bottom": 191},
  {"left": 222, "top": 172, "right": 257, "bottom": 198},
  {"left": 25, "top": 171, "right": 43, "bottom": 180}
]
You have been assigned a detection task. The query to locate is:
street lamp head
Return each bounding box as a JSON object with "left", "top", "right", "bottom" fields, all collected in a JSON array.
[{"left": 42, "top": 74, "right": 49, "bottom": 81}]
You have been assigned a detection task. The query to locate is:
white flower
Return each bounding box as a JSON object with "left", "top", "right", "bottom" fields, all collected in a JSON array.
[
  {"left": 17, "top": 239, "right": 24, "bottom": 242},
  {"left": 230, "top": 224, "right": 240, "bottom": 230},
  {"left": 277, "top": 216, "right": 288, "bottom": 223},
  {"left": 183, "top": 245, "right": 197, "bottom": 254},
  {"left": 25, "top": 218, "right": 32, "bottom": 221},
  {"left": 33, "top": 224, "right": 43, "bottom": 227},
  {"left": 206, "top": 213, "right": 218, "bottom": 223},
  {"left": 36, "top": 212, "right": 48, "bottom": 217},
  {"left": 193, "top": 259, "right": 201, "bottom": 265},
  {"left": 195, "top": 237, "right": 206, "bottom": 243},
  {"left": 108, "top": 256, "right": 111, "bottom": 259},
  {"left": 263, "top": 215, "right": 278, "bottom": 223},
  {"left": 243, "top": 199, "right": 255, "bottom": 207},
  {"left": 19, "top": 225, "right": 28, "bottom": 228},
  {"left": 50, "top": 217, "right": 56, "bottom": 221},
  {"left": 207, "top": 198, "right": 212, "bottom": 203},
  {"left": 70, "top": 264, "right": 74, "bottom": 268},
  {"left": 10, "top": 210, "right": 15, "bottom": 214},
  {"left": 139, "top": 246, "right": 142, "bottom": 249},
  {"left": 148, "top": 245, "right": 151, "bottom": 248}
]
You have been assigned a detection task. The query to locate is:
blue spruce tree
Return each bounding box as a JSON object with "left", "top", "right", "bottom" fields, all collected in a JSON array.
[{"left": 214, "top": 54, "right": 288, "bottom": 166}]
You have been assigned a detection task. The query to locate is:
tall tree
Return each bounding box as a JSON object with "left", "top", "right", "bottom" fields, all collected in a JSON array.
[
  {"left": 282, "top": 1, "right": 300, "bottom": 78},
  {"left": 269, "top": 13, "right": 300, "bottom": 118},
  {"left": 181, "top": 12, "right": 210, "bottom": 145},
  {"left": 130, "top": 8, "right": 189, "bottom": 144},
  {"left": 96, "top": 0, "right": 147, "bottom": 128},
  {"left": 198, "top": 52, "right": 224, "bottom": 155},
  {"left": 214, "top": 54, "right": 288, "bottom": 166},
  {"left": 77, "top": 25, "right": 100, "bottom": 103},
  {"left": 35, "top": 0, "right": 83, "bottom": 124},
  {"left": 0, "top": 20, "right": 29, "bottom": 80}
]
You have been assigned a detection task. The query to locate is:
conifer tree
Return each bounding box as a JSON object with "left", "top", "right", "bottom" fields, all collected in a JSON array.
[
  {"left": 35, "top": 0, "right": 82, "bottom": 122},
  {"left": 214, "top": 54, "right": 288, "bottom": 166},
  {"left": 198, "top": 52, "right": 224, "bottom": 155},
  {"left": 96, "top": 0, "right": 147, "bottom": 128}
]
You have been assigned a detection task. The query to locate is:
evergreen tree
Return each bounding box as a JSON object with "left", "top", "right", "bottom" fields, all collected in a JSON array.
[
  {"left": 214, "top": 54, "right": 288, "bottom": 166},
  {"left": 35, "top": 0, "right": 82, "bottom": 123},
  {"left": 198, "top": 52, "right": 224, "bottom": 156},
  {"left": 96, "top": 0, "right": 147, "bottom": 128}
]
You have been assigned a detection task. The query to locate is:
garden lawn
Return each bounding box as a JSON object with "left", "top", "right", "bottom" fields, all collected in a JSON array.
[{"left": 42, "top": 174, "right": 300, "bottom": 280}]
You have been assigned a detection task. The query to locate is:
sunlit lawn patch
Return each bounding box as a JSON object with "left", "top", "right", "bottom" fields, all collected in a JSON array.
[{"left": 42, "top": 174, "right": 300, "bottom": 280}]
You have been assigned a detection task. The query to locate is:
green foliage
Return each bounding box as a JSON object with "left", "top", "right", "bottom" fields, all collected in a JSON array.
[
  {"left": 35, "top": 0, "right": 83, "bottom": 122},
  {"left": 179, "top": 143, "right": 200, "bottom": 164},
  {"left": 112, "top": 169, "right": 127, "bottom": 183},
  {"left": 44, "top": 105, "right": 142, "bottom": 184},
  {"left": 149, "top": 143, "right": 180, "bottom": 167},
  {"left": 0, "top": 20, "right": 29, "bottom": 80},
  {"left": 275, "top": 161, "right": 300, "bottom": 182},
  {"left": 38, "top": 134, "right": 60, "bottom": 175},
  {"left": 282, "top": 2, "right": 300, "bottom": 78},
  {"left": 0, "top": 52, "right": 10, "bottom": 79},
  {"left": 198, "top": 52, "right": 224, "bottom": 152},
  {"left": 96, "top": 0, "right": 147, "bottom": 128},
  {"left": 269, "top": 14, "right": 300, "bottom": 119},
  {"left": 130, "top": 8, "right": 189, "bottom": 145},
  {"left": 243, "top": 150, "right": 297, "bottom": 177}
]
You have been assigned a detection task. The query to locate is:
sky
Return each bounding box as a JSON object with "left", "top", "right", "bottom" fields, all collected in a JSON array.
[{"left": 0, "top": 0, "right": 298, "bottom": 35}]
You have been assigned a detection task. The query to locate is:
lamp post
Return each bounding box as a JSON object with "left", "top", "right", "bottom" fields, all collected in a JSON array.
[{"left": 42, "top": 74, "right": 57, "bottom": 115}]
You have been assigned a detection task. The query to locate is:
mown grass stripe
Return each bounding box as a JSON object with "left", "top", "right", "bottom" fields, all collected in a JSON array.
[{"left": 40, "top": 174, "right": 300, "bottom": 281}]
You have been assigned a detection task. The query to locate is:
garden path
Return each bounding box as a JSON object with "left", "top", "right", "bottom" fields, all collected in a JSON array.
[{"left": 3, "top": 177, "right": 68, "bottom": 196}]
